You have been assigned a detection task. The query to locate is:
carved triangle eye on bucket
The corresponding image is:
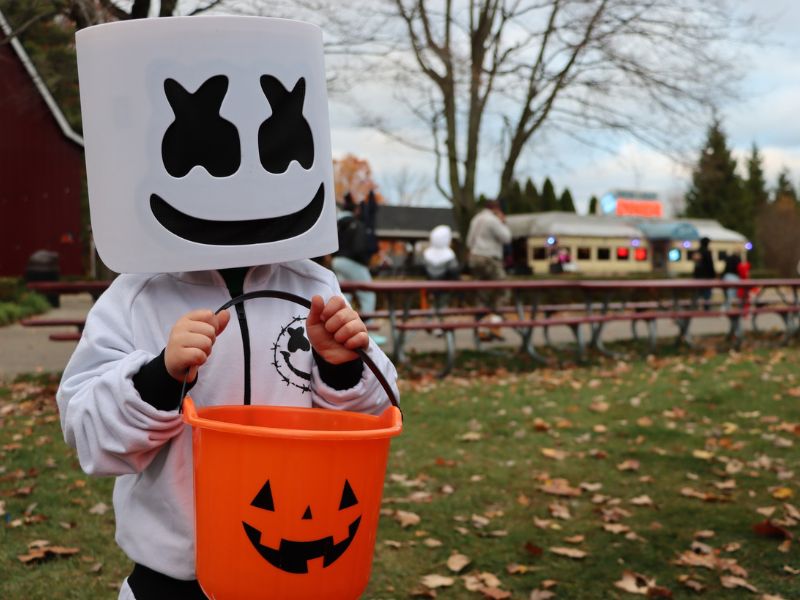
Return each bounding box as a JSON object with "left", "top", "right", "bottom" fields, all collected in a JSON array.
[{"left": 161, "top": 75, "right": 241, "bottom": 177}]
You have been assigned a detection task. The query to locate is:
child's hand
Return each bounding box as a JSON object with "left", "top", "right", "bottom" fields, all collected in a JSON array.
[
  {"left": 306, "top": 295, "right": 369, "bottom": 364},
  {"left": 165, "top": 309, "right": 231, "bottom": 381}
]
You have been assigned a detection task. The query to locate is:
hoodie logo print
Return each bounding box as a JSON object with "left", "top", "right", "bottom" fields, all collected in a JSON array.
[{"left": 271, "top": 316, "right": 311, "bottom": 392}]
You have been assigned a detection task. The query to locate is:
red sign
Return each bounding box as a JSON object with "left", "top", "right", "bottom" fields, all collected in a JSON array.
[{"left": 615, "top": 198, "right": 663, "bottom": 218}]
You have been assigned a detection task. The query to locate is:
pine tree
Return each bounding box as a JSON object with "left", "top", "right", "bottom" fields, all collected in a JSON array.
[
  {"left": 744, "top": 144, "right": 768, "bottom": 210},
  {"left": 774, "top": 168, "right": 797, "bottom": 204},
  {"left": 540, "top": 177, "right": 558, "bottom": 212},
  {"left": 504, "top": 180, "right": 525, "bottom": 214},
  {"left": 744, "top": 144, "right": 768, "bottom": 267},
  {"left": 684, "top": 119, "right": 747, "bottom": 234},
  {"left": 588, "top": 195, "right": 599, "bottom": 214},
  {"left": 523, "top": 178, "right": 540, "bottom": 212},
  {"left": 559, "top": 189, "right": 576, "bottom": 212}
]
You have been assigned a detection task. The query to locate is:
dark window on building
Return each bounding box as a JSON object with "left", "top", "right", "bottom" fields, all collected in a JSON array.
[
  {"left": 577, "top": 247, "right": 591, "bottom": 260},
  {"left": 533, "top": 246, "right": 547, "bottom": 260},
  {"left": 597, "top": 248, "right": 611, "bottom": 261},
  {"left": 617, "top": 247, "right": 630, "bottom": 260}
]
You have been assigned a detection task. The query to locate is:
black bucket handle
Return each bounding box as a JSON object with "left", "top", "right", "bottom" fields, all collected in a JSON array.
[{"left": 178, "top": 290, "right": 400, "bottom": 414}]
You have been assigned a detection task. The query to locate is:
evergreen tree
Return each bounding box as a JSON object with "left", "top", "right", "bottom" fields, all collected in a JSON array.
[
  {"left": 684, "top": 119, "right": 748, "bottom": 234},
  {"left": 744, "top": 144, "right": 768, "bottom": 267},
  {"left": 504, "top": 179, "right": 525, "bottom": 214},
  {"left": 523, "top": 177, "right": 540, "bottom": 212},
  {"left": 540, "top": 177, "right": 558, "bottom": 212},
  {"left": 744, "top": 144, "right": 768, "bottom": 210},
  {"left": 588, "top": 195, "right": 599, "bottom": 214},
  {"left": 559, "top": 189, "right": 575, "bottom": 212},
  {"left": 774, "top": 168, "right": 797, "bottom": 204}
]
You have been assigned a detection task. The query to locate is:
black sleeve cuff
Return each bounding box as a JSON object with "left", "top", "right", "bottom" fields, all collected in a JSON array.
[
  {"left": 132, "top": 349, "right": 196, "bottom": 411},
  {"left": 313, "top": 350, "right": 364, "bottom": 391}
]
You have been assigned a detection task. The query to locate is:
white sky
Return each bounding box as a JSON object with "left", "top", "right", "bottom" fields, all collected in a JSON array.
[{"left": 326, "top": 0, "right": 800, "bottom": 214}]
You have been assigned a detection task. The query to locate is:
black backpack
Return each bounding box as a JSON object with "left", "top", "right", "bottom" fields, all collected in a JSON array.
[{"left": 336, "top": 215, "right": 370, "bottom": 265}]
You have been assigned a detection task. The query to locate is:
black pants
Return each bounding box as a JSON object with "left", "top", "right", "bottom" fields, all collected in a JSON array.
[{"left": 128, "top": 564, "right": 207, "bottom": 599}]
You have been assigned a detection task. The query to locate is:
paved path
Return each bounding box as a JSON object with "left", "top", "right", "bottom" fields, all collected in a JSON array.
[{"left": 0, "top": 293, "right": 789, "bottom": 379}]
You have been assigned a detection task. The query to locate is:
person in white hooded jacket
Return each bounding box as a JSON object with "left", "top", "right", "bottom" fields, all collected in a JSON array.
[{"left": 57, "top": 261, "right": 399, "bottom": 599}]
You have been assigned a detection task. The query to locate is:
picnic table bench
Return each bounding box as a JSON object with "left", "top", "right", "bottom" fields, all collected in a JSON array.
[
  {"left": 345, "top": 278, "right": 800, "bottom": 376},
  {"left": 21, "top": 278, "right": 800, "bottom": 376}
]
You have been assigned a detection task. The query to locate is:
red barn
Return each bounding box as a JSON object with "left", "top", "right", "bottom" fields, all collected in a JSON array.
[{"left": 0, "top": 9, "right": 85, "bottom": 277}]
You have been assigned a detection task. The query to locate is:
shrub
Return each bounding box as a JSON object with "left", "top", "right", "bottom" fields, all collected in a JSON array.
[{"left": 0, "top": 291, "right": 51, "bottom": 327}]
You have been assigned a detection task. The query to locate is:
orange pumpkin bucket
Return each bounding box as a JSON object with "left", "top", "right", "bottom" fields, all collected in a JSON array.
[{"left": 181, "top": 291, "right": 402, "bottom": 600}]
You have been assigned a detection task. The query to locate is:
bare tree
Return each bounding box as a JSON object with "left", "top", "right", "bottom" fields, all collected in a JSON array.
[
  {"left": 265, "top": 1, "right": 754, "bottom": 241},
  {"left": 385, "top": 0, "right": 758, "bottom": 239},
  {"left": 383, "top": 166, "right": 432, "bottom": 206}
]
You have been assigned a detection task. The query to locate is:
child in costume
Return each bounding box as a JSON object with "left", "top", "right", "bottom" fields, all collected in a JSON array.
[{"left": 57, "top": 16, "right": 398, "bottom": 599}]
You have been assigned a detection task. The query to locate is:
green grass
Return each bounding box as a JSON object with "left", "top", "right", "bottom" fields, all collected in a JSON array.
[{"left": 1, "top": 347, "right": 798, "bottom": 599}]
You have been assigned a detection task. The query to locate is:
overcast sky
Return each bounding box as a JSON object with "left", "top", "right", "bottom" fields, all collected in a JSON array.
[{"left": 325, "top": 0, "right": 800, "bottom": 214}]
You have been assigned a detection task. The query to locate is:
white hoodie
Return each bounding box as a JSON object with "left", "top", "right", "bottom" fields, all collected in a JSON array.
[{"left": 57, "top": 260, "right": 398, "bottom": 580}]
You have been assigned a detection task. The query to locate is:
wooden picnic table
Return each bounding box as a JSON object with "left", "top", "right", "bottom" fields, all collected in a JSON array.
[
  {"left": 27, "top": 280, "right": 113, "bottom": 300},
  {"left": 343, "top": 278, "right": 800, "bottom": 375},
  {"left": 23, "top": 278, "right": 800, "bottom": 376}
]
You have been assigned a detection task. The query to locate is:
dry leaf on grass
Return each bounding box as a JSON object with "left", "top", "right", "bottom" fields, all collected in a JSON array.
[
  {"left": 548, "top": 502, "right": 571, "bottom": 520},
  {"left": 752, "top": 520, "right": 793, "bottom": 540},
  {"left": 529, "top": 590, "right": 556, "bottom": 600},
  {"left": 88, "top": 502, "right": 109, "bottom": 515},
  {"left": 617, "top": 460, "right": 640, "bottom": 472},
  {"left": 538, "top": 478, "right": 582, "bottom": 497},
  {"left": 446, "top": 553, "right": 471, "bottom": 573},
  {"left": 631, "top": 495, "right": 654, "bottom": 506},
  {"left": 720, "top": 575, "right": 758, "bottom": 592},
  {"left": 394, "top": 510, "right": 421, "bottom": 528},
  {"left": 17, "top": 540, "right": 79, "bottom": 564},
  {"left": 613, "top": 570, "right": 657, "bottom": 595},
  {"left": 549, "top": 546, "right": 587, "bottom": 559},
  {"left": 419, "top": 574, "right": 454, "bottom": 589},
  {"left": 541, "top": 448, "right": 568, "bottom": 461}
]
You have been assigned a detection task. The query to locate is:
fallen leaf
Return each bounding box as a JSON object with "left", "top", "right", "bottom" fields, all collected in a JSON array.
[
  {"left": 88, "top": 502, "right": 109, "bottom": 515},
  {"left": 614, "top": 570, "right": 656, "bottom": 595},
  {"left": 394, "top": 510, "right": 421, "bottom": 528},
  {"left": 523, "top": 542, "right": 543, "bottom": 557},
  {"left": 419, "top": 574, "right": 454, "bottom": 589},
  {"left": 617, "top": 460, "right": 641, "bottom": 472},
  {"left": 548, "top": 502, "right": 571, "bottom": 520},
  {"left": 539, "top": 478, "right": 581, "bottom": 497},
  {"left": 631, "top": 495, "right": 654, "bottom": 506},
  {"left": 446, "top": 553, "right": 471, "bottom": 573},
  {"left": 541, "top": 448, "right": 568, "bottom": 461},
  {"left": 720, "top": 575, "right": 757, "bottom": 592},
  {"left": 771, "top": 487, "right": 793, "bottom": 500},
  {"left": 752, "top": 520, "right": 792, "bottom": 540},
  {"left": 549, "top": 546, "right": 587, "bottom": 559}
]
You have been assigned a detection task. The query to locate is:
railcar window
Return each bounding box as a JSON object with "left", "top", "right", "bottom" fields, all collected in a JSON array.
[
  {"left": 634, "top": 248, "right": 648, "bottom": 261},
  {"left": 533, "top": 246, "right": 547, "bottom": 260},
  {"left": 617, "top": 247, "right": 630, "bottom": 260},
  {"left": 577, "top": 247, "right": 591, "bottom": 260},
  {"left": 718, "top": 250, "right": 728, "bottom": 261},
  {"left": 597, "top": 248, "right": 611, "bottom": 260}
]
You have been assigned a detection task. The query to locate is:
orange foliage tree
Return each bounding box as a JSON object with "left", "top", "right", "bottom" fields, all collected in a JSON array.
[{"left": 333, "top": 154, "right": 385, "bottom": 204}]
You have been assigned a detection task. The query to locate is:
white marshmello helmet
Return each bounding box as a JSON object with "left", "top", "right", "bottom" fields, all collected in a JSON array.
[{"left": 76, "top": 16, "right": 337, "bottom": 273}]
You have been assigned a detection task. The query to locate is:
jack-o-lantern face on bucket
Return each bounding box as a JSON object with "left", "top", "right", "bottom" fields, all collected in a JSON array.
[
  {"left": 242, "top": 479, "right": 361, "bottom": 574},
  {"left": 76, "top": 17, "right": 338, "bottom": 274}
]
